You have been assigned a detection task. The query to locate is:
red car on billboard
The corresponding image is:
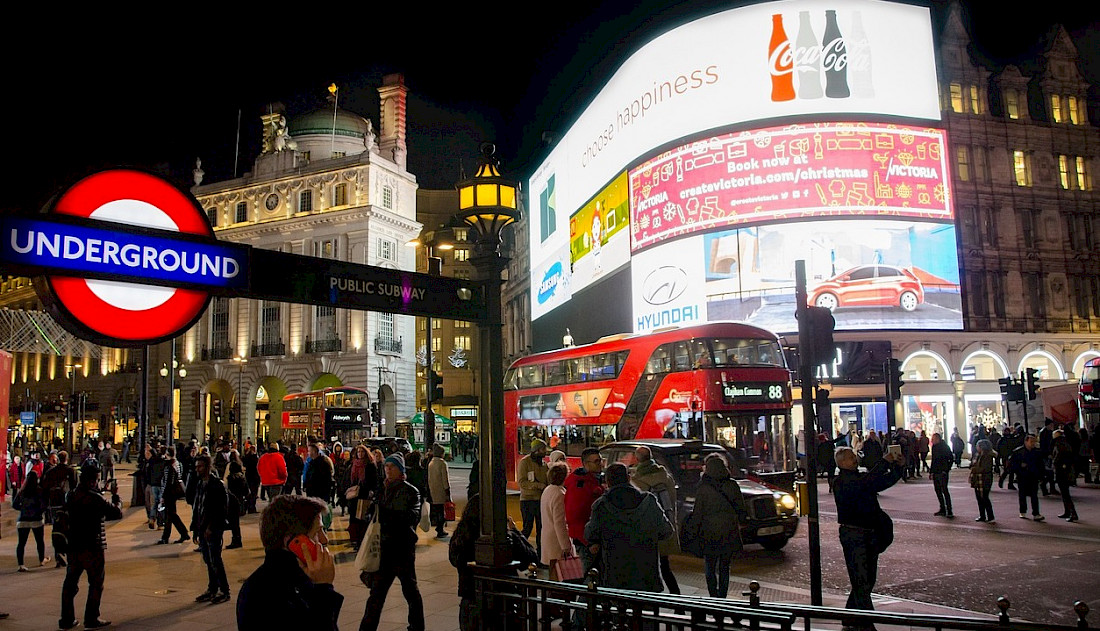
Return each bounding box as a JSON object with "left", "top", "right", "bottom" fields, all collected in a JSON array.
[{"left": 808, "top": 264, "right": 925, "bottom": 312}]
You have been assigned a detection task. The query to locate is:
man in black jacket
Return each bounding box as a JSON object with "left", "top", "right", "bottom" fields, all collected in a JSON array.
[
  {"left": 359, "top": 453, "right": 425, "bottom": 631},
  {"left": 833, "top": 446, "right": 904, "bottom": 631},
  {"left": 42, "top": 450, "right": 78, "bottom": 568},
  {"left": 1008, "top": 434, "right": 1045, "bottom": 520},
  {"left": 191, "top": 454, "right": 231, "bottom": 604},
  {"left": 303, "top": 443, "right": 334, "bottom": 504},
  {"left": 59, "top": 459, "right": 122, "bottom": 631},
  {"left": 236, "top": 494, "right": 342, "bottom": 630},
  {"left": 929, "top": 433, "right": 954, "bottom": 517}
]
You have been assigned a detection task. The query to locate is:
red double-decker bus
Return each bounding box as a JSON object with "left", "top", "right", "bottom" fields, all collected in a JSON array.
[
  {"left": 504, "top": 321, "right": 794, "bottom": 488},
  {"left": 1081, "top": 357, "right": 1100, "bottom": 416}
]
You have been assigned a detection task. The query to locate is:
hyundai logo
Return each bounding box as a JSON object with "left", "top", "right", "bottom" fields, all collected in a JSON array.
[{"left": 642, "top": 266, "right": 689, "bottom": 305}]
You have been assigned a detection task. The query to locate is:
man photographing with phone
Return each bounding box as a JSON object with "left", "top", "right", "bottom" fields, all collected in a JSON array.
[
  {"left": 833, "top": 444, "right": 904, "bottom": 631},
  {"left": 237, "top": 495, "right": 342, "bottom": 630}
]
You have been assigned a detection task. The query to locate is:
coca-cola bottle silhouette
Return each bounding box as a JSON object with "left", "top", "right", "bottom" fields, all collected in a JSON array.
[
  {"left": 848, "top": 10, "right": 873, "bottom": 97},
  {"left": 769, "top": 14, "right": 795, "bottom": 102},
  {"left": 795, "top": 10, "right": 823, "bottom": 99},
  {"left": 822, "top": 9, "right": 850, "bottom": 99}
]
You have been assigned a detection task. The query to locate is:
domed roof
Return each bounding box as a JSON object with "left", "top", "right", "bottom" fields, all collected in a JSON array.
[{"left": 287, "top": 107, "right": 371, "bottom": 139}]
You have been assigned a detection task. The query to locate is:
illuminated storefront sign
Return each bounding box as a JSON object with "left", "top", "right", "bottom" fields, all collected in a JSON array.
[{"left": 630, "top": 123, "right": 951, "bottom": 251}]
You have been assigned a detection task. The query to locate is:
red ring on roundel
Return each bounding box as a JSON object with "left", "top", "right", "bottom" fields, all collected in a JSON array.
[{"left": 47, "top": 169, "right": 212, "bottom": 343}]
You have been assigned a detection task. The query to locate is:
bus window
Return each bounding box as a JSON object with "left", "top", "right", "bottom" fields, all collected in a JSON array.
[
  {"left": 504, "top": 367, "right": 519, "bottom": 390},
  {"left": 518, "top": 365, "right": 543, "bottom": 388},
  {"left": 517, "top": 426, "right": 550, "bottom": 455},
  {"left": 565, "top": 357, "right": 586, "bottom": 382},
  {"left": 709, "top": 338, "right": 786, "bottom": 368},
  {"left": 646, "top": 344, "right": 673, "bottom": 374},
  {"left": 672, "top": 341, "right": 693, "bottom": 371},
  {"left": 545, "top": 361, "right": 567, "bottom": 386},
  {"left": 559, "top": 424, "right": 619, "bottom": 457},
  {"left": 691, "top": 338, "right": 711, "bottom": 367}
]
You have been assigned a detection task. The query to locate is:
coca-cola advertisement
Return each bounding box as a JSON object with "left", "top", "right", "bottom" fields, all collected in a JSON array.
[
  {"left": 630, "top": 122, "right": 953, "bottom": 252},
  {"left": 770, "top": 8, "right": 873, "bottom": 102}
]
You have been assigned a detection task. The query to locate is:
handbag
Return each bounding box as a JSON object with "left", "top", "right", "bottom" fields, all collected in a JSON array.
[
  {"left": 355, "top": 507, "right": 382, "bottom": 573},
  {"left": 354, "top": 497, "right": 371, "bottom": 521},
  {"left": 444, "top": 500, "right": 456, "bottom": 522},
  {"left": 419, "top": 501, "right": 432, "bottom": 532},
  {"left": 549, "top": 555, "right": 585, "bottom": 582}
]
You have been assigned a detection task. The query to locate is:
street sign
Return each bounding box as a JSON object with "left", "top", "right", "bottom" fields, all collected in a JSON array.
[
  {"left": 249, "top": 249, "right": 486, "bottom": 322},
  {"left": 19, "top": 411, "right": 35, "bottom": 426},
  {"left": 22, "top": 169, "right": 246, "bottom": 346}
]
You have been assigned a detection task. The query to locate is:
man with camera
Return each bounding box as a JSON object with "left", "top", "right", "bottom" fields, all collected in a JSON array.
[{"left": 833, "top": 445, "right": 904, "bottom": 631}]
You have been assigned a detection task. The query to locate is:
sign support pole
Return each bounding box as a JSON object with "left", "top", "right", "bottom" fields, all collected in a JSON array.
[{"left": 796, "top": 260, "right": 824, "bottom": 620}]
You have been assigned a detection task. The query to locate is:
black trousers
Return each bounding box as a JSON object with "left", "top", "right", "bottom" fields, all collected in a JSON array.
[
  {"left": 198, "top": 531, "right": 229, "bottom": 594},
  {"left": 974, "top": 486, "right": 994, "bottom": 521},
  {"left": 60, "top": 548, "right": 105, "bottom": 626},
  {"left": 839, "top": 525, "right": 879, "bottom": 630},
  {"left": 16, "top": 526, "right": 45, "bottom": 566},
  {"left": 1057, "top": 480, "right": 1077, "bottom": 517},
  {"left": 1017, "top": 481, "right": 1041, "bottom": 516},
  {"left": 932, "top": 472, "right": 952, "bottom": 513},
  {"left": 430, "top": 502, "right": 446, "bottom": 535},
  {"left": 360, "top": 560, "right": 425, "bottom": 631},
  {"left": 160, "top": 499, "right": 189, "bottom": 542}
]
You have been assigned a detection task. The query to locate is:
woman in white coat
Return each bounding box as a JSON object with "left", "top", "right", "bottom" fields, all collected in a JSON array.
[{"left": 540, "top": 462, "right": 575, "bottom": 567}]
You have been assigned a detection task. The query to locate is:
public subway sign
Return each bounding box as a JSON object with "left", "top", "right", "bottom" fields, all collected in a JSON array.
[
  {"left": 3, "top": 168, "right": 488, "bottom": 348},
  {"left": 0, "top": 168, "right": 249, "bottom": 346}
]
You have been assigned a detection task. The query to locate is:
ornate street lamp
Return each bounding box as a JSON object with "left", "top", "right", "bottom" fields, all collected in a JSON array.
[
  {"left": 455, "top": 143, "right": 519, "bottom": 567},
  {"left": 231, "top": 356, "right": 248, "bottom": 447},
  {"left": 406, "top": 224, "right": 456, "bottom": 453},
  {"left": 65, "top": 363, "right": 81, "bottom": 453},
  {"left": 159, "top": 338, "right": 187, "bottom": 443}
]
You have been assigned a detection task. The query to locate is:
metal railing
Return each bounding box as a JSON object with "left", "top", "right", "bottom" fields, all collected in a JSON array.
[
  {"left": 471, "top": 568, "right": 1096, "bottom": 631},
  {"left": 374, "top": 336, "right": 402, "bottom": 354},
  {"left": 305, "top": 336, "right": 342, "bottom": 354},
  {"left": 250, "top": 340, "right": 286, "bottom": 357},
  {"left": 201, "top": 345, "right": 233, "bottom": 361}
]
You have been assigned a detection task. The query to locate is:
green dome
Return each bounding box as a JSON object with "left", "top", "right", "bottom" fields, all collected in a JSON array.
[{"left": 288, "top": 107, "right": 371, "bottom": 139}]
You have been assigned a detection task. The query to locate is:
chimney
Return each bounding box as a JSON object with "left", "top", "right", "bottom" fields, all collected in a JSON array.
[{"left": 378, "top": 73, "right": 408, "bottom": 169}]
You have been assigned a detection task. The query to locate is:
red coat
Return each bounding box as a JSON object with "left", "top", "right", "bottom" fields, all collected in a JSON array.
[
  {"left": 257, "top": 451, "right": 288, "bottom": 487},
  {"left": 563, "top": 468, "right": 605, "bottom": 545}
]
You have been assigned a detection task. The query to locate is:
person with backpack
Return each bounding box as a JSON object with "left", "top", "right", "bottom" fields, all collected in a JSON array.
[
  {"left": 687, "top": 454, "right": 747, "bottom": 598},
  {"left": 13, "top": 470, "right": 49, "bottom": 572},
  {"left": 58, "top": 458, "right": 122, "bottom": 630},
  {"left": 630, "top": 446, "right": 680, "bottom": 594},
  {"left": 41, "top": 450, "right": 78, "bottom": 568}
]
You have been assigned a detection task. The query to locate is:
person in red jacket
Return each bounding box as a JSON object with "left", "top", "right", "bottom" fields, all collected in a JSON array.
[
  {"left": 257, "top": 444, "right": 288, "bottom": 502},
  {"left": 563, "top": 447, "right": 605, "bottom": 575}
]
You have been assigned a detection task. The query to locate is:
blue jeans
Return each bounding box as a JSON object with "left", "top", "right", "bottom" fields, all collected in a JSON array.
[{"left": 198, "top": 531, "right": 229, "bottom": 594}]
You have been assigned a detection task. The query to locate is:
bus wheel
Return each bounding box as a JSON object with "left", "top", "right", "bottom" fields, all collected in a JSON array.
[{"left": 759, "top": 536, "right": 789, "bottom": 551}]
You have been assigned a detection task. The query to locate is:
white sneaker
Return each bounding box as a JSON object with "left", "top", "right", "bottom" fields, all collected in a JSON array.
[
  {"left": 1019, "top": 513, "right": 1028, "bottom": 519},
  {"left": 17, "top": 566, "right": 28, "bottom": 572}
]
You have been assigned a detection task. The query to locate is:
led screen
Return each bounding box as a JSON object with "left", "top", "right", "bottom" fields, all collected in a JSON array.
[{"left": 528, "top": 0, "right": 947, "bottom": 348}]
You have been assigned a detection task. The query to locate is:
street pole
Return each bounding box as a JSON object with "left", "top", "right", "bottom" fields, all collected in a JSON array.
[
  {"left": 424, "top": 250, "right": 442, "bottom": 454},
  {"left": 795, "top": 260, "right": 823, "bottom": 613},
  {"left": 139, "top": 346, "right": 149, "bottom": 455}
]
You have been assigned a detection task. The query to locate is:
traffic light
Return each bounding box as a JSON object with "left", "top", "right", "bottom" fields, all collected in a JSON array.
[
  {"left": 998, "top": 377, "right": 1013, "bottom": 398},
  {"left": 886, "top": 358, "right": 905, "bottom": 400},
  {"left": 212, "top": 398, "right": 222, "bottom": 420},
  {"left": 429, "top": 370, "right": 444, "bottom": 400},
  {"left": 1025, "top": 368, "right": 1040, "bottom": 400},
  {"left": 370, "top": 402, "right": 380, "bottom": 426},
  {"left": 801, "top": 306, "right": 836, "bottom": 366},
  {"left": 815, "top": 388, "right": 831, "bottom": 429},
  {"left": 999, "top": 376, "right": 1024, "bottom": 402}
]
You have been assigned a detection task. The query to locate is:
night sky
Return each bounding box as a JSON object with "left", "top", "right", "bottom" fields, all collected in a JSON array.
[{"left": 3, "top": 1, "right": 1096, "bottom": 214}]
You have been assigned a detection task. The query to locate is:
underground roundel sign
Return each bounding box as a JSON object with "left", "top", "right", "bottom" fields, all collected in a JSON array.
[{"left": 36, "top": 169, "right": 221, "bottom": 346}]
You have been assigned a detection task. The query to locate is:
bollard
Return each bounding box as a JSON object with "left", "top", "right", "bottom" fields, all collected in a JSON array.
[
  {"left": 743, "top": 581, "right": 762, "bottom": 630},
  {"left": 997, "top": 597, "right": 1011, "bottom": 625},
  {"left": 1074, "top": 601, "right": 1090, "bottom": 629},
  {"left": 585, "top": 568, "right": 600, "bottom": 631},
  {"left": 742, "top": 580, "right": 762, "bottom": 608}
]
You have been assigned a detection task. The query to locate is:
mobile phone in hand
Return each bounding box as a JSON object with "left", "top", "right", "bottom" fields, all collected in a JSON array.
[{"left": 288, "top": 534, "right": 318, "bottom": 565}]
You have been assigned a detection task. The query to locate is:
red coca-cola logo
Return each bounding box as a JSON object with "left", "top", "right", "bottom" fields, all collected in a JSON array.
[
  {"left": 769, "top": 41, "right": 793, "bottom": 76},
  {"left": 822, "top": 37, "right": 847, "bottom": 72}
]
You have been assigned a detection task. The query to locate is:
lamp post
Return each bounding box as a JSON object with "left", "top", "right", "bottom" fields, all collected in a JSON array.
[
  {"left": 159, "top": 338, "right": 187, "bottom": 443},
  {"left": 455, "top": 143, "right": 519, "bottom": 567},
  {"left": 406, "top": 224, "right": 454, "bottom": 453},
  {"left": 231, "top": 356, "right": 247, "bottom": 448},
  {"left": 65, "top": 363, "right": 81, "bottom": 453}
]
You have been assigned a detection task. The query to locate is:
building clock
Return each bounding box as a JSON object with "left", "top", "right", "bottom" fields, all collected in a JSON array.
[{"left": 264, "top": 193, "right": 279, "bottom": 211}]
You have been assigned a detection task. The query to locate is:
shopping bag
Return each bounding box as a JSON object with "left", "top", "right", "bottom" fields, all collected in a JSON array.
[
  {"left": 444, "top": 500, "right": 456, "bottom": 522},
  {"left": 419, "top": 501, "right": 432, "bottom": 532},
  {"left": 356, "top": 508, "right": 381, "bottom": 573},
  {"left": 549, "top": 555, "right": 585, "bottom": 582},
  {"left": 322, "top": 505, "right": 334, "bottom": 530}
]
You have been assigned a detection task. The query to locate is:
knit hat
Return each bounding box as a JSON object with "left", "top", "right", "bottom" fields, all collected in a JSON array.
[
  {"left": 384, "top": 453, "right": 406, "bottom": 474},
  {"left": 549, "top": 450, "right": 566, "bottom": 464},
  {"left": 530, "top": 438, "right": 548, "bottom": 454}
]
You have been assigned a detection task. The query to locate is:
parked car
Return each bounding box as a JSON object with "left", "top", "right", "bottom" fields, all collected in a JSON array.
[
  {"left": 808, "top": 264, "right": 924, "bottom": 312},
  {"left": 600, "top": 439, "right": 799, "bottom": 551}
]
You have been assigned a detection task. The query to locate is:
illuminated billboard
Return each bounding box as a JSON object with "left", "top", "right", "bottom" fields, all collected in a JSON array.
[{"left": 528, "top": 0, "right": 949, "bottom": 348}]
